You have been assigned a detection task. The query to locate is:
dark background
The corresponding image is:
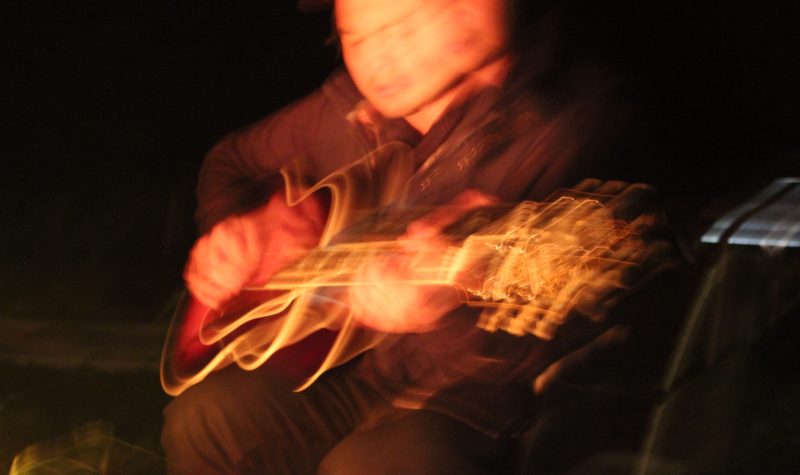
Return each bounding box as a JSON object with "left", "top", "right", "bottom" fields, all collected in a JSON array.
[
  {"left": 3, "top": 1, "right": 339, "bottom": 323},
  {"left": 1, "top": 0, "right": 799, "bottom": 471}
]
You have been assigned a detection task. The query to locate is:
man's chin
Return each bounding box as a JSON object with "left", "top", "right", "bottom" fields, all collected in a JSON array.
[
  {"left": 369, "top": 99, "right": 418, "bottom": 120},
  {"left": 368, "top": 77, "right": 466, "bottom": 126},
  {"left": 372, "top": 95, "right": 447, "bottom": 121}
]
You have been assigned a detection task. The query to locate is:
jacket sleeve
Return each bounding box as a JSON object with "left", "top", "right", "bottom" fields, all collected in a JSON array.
[{"left": 194, "top": 70, "right": 368, "bottom": 234}]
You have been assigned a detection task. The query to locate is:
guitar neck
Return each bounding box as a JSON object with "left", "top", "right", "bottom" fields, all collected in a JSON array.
[
  {"left": 258, "top": 203, "right": 516, "bottom": 292},
  {"left": 261, "top": 241, "right": 461, "bottom": 290},
  {"left": 250, "top": 196, "right": 648, "bottom": 318}
]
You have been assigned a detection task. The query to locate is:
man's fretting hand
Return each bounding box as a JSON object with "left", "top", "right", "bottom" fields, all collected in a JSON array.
[{"left": 348, "top": 190, "right": 497, "bottom": 333}]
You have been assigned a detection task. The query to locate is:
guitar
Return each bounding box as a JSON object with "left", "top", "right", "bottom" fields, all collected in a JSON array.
[{"left": 161, "top": 142, "right": 655, "bottom": 396}]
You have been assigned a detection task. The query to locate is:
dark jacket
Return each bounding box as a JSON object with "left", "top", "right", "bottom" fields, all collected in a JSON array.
[{"left": 194, "top": 67, "right": 624, "bottom": 437}]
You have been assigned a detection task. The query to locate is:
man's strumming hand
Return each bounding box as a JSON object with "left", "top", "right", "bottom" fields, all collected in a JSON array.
[{"left": 184, "top": 190, "right": 327, "bottom": 311}]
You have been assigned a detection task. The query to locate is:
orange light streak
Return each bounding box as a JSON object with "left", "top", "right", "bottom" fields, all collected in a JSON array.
[{"left": 162, "top": 144, "right": 658, "bottom": 396}]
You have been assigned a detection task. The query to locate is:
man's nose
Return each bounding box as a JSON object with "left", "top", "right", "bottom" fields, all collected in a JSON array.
[{"left": 365, "top": 45, "right": 401, "bottom": 74}]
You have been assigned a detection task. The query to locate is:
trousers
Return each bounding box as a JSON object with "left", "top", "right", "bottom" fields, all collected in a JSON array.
[{"left": 161, "top": 362, "right": 514, "bottom": 474}]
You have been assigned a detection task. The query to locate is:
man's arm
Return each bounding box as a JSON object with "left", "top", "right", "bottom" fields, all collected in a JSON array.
[
  {"left": 187, "top": 71, "right": 369, "bottom": 309},
  {"left": 194, "top": 69, "right": 369, "bottom": 233},
  {"left": 196, "top": 88, "right": 324, "bottom": 233}
]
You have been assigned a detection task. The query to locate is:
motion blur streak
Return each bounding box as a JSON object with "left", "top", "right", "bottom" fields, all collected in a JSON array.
[{"left": 161, "top": 144, "right": 662, "bottom": 396}]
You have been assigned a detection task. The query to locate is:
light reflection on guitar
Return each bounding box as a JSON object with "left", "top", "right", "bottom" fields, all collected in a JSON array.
[{"left": 161, "top": 143, "right": 659, "bottom": 396}]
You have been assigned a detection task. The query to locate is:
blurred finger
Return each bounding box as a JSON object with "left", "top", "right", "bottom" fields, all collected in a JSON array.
[
  {"left": 570, "top": 178, "right": 604, "bottom": 194},
  {"left": 406, "top": 189, "right": 498, "bottom": 239},
  {"left": 590, "top": 179, "right": 631, "bottom": 197}
]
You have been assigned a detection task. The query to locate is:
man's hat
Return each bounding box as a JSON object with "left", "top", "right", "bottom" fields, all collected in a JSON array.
[{"left": 297, "top": 0, "right": 332, "bottom": 12}]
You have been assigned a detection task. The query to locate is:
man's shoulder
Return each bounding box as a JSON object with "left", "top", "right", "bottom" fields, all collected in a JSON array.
[{"left": 320, "top": 68, "right": 364, "bottom": 120}]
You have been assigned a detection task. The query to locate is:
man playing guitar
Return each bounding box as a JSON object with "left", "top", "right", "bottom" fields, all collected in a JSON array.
[{"left": 161, "top": 1, "right": 660, "bottom": 473}]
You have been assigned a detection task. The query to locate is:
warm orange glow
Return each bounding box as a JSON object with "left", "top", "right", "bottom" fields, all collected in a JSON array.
[
  {"left": 336, "top": 0, "right": 509, "bottom": 132},
  {"left": 10, "top": 422, "right": 164, "bottom": 474},
  {"left": 470, "top": 196, "right": 653, "bottom": 339},
  {"left": 161, "top": 143, "right": 658, "bottom": 396}
]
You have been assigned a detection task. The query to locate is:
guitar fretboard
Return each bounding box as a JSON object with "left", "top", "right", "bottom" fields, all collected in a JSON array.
[{"left": 252, "top": 196, "right": 652, "bottom": 339}]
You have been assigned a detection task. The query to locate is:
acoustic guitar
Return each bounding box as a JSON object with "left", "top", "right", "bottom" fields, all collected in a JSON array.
[{"left": 161, "top": 142, "right": 654, "bottom": 396}]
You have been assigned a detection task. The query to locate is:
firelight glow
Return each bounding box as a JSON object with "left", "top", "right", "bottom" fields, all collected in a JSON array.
[{"left": 161, "top": 143, "right": 658, "bottom": 396}]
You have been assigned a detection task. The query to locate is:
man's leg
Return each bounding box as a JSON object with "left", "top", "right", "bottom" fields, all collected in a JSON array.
[
  {"left": 318, "top": 409, "right": 514, "bottom": 475},
  {"left": 161, "top": 363, "right": 385, "bottom": 474}
]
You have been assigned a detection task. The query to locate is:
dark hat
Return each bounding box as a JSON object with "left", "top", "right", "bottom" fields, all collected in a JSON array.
[{"left": 297, "top": 0, "right": 332, "bottom": 12}]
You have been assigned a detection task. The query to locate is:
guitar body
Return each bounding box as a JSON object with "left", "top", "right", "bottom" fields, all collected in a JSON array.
[{"left": 161, "top": 143, "right": 416, "bottom": 396}]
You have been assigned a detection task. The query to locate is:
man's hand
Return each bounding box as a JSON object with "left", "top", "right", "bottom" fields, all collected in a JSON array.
[
  {"left": 348, "top": 190, "right": 497, "bottom": 333},
  {"left": 184, "top": 190, "right": 327, "bottom": 311}
]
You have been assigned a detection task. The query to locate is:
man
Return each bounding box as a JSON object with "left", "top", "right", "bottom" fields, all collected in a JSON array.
[{"left": 162, "top": 0, "right": 633, "bottom": 473}]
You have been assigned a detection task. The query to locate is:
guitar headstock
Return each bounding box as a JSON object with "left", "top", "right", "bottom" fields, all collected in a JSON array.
[{"left": 454, "top": 182, "right": 664, "bottom": 339}]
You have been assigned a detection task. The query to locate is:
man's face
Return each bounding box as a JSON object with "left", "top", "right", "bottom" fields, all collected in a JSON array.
[{"left": 335, "top": 0, "right": 507, "bottom": 118}]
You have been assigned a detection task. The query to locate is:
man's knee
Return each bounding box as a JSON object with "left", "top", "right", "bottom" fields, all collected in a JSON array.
[
  {"left": 318, "top": 410, "right": 507, "bottom": 475},
  {"left": 161, "top": 374, "right": 239, "bottom": 473},
  {"left": 161, "top": 366, "right": 294, "bottom": 473}
]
